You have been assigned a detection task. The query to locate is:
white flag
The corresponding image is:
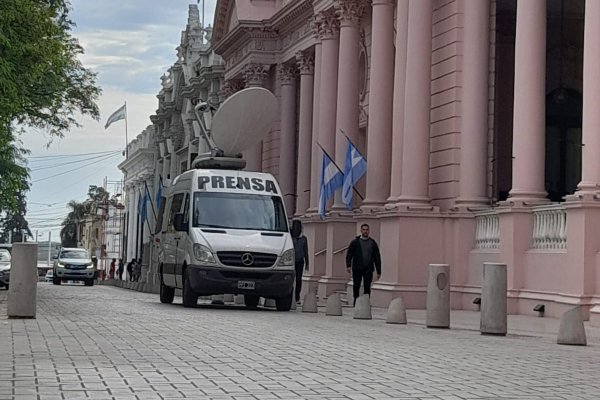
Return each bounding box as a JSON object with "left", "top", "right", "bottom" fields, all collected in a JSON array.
[{"left": 104, "top": 104, "right": 126, "bottom": 129}]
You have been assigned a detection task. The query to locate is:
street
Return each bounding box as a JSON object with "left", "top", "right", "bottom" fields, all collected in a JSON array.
[{"left": 1, "top": 284, "right": 600, "bottom": 400}]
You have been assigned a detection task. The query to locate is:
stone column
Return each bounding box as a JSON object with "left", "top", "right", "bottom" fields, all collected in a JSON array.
[
  {"left": 397, "top": 0, "right": 433, "bottom": 205},
  {"left": 308, "top": 38, "right": 323, "bottom": 212},
  {"left": 296, "top": 51, "right": 315, "bottom": 215},
  {"left": 333, "top": 0, "right": 365, "bottom": 209},
  {"left": 126, "top": 185, "right": 136, "bottom": 262},
  {"left": 131, "top": 183, "right": 140, "bottom": 259},
  {"left": 577, "top": 0, "right": 600, "bottom": 194},
  {"left": 388, "top": 0, "right": 409, "bottom": 203},
  {"left": 363, "top": 0, "right": 395, "bottom": 207},
  {"left": 315, "top": 9, "right": 340, "bottom": 180},
  {"left": 508, "top": 0, "right": 547, "bottom": 202},
  {"left": 243, "top": 63, "right": 270, "bottom": 172},
  {"left": 455, "top": 0, "right": 491, "bottom": 207},
  {"left": 278, "top": 64, "right": 298, "bottom": 215}
]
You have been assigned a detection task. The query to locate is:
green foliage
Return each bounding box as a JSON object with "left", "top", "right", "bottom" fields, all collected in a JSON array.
[
  {"left": 0, "top": 0, "right": 101, "bottom": 216},
  {"left": 60, "top": 185, "right": 109, "bottom": 246},
  {"left": 0, "top": 177, "right": 32, "bottom": 243}
]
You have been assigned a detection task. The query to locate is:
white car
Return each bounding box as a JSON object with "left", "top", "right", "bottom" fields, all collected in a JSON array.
[
  {"left": 0, "top": 249, "right": 10, "bottom": 290},
  {"left": 53, "top": 248, "right": 95, "bottom": 286}
]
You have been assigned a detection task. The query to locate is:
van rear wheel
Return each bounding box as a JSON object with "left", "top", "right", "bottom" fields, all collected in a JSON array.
[
  {"left": 244, "top": 295, "right": 259, "bottom": 309},
  {"left": 159, "top": 271, "right": 174, "bottom": 304},
  {"left": 182, "top": 268, "right": 198, "bottom": 308}
]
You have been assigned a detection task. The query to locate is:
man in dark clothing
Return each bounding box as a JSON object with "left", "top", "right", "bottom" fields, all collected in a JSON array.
[
  {"left": 291, "top": 219, "right": 309, "bottom": 303},
  {"left": 346, "top": 223, "right": 381, "bottom": 306}
]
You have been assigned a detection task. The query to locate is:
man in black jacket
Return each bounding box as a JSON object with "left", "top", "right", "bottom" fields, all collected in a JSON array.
[{"left": 346, "top": 223, "right": 381, "bottom": 306}]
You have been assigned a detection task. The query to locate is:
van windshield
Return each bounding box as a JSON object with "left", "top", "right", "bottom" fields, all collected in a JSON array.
[{"left": 193, "top": 192, "right": 288, "bottom": 232}]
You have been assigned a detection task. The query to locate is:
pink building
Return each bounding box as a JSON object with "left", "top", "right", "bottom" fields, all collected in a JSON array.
[{"left": 211, "top": 0, "right": 600, "bottom": 322}]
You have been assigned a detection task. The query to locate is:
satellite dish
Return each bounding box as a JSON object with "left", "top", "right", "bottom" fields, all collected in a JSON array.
[{"left": 210, "top": 87, "right": 277, "bottom": 156}]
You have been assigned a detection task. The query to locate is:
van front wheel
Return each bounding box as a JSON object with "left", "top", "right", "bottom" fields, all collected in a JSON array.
[
  {"left": 182, "top": 268, "right": 198, "bottom": 308},
  {"left": 159, "top": 271, "right": 174, "bottom": 304},
  {"left": 275, "top": 292, "right": 293, "bottom": 311}
]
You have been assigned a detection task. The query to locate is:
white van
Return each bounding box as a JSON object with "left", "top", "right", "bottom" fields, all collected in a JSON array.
[{"left": 157, "top": 168, "right": 295, "bottom": 310}]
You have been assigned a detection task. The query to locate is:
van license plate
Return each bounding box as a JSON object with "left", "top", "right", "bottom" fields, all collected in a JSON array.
[{"left": 238, "top": 280, "right": 255, "bottom": 290}]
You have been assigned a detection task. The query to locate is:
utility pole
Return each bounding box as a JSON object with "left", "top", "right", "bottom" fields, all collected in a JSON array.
[{"left": 47, "top": 232, "right": 51, "bottom": 266}]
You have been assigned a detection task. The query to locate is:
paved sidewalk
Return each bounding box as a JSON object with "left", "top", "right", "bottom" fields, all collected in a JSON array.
[{"left": 1, "top": 284, "right": 600, "bottom": 400}]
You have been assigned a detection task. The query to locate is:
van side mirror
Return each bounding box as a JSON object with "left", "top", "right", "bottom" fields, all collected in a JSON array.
[{"left": 173, "top": 213, "right": 188, "bottom": 232}]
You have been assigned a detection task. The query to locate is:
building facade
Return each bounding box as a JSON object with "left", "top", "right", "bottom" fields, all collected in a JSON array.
[{"left": 209, "top": 0, "right": 600, "bottom": 321}]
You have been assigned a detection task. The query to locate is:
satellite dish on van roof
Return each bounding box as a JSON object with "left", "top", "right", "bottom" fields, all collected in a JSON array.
[{"left": 210, "top": 87, "right": 277, "bottom": 156}]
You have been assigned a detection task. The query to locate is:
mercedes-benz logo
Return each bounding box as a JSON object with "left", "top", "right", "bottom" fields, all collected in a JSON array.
[{"left": 241, "top": 253, "right": 254, "bottom": 266}]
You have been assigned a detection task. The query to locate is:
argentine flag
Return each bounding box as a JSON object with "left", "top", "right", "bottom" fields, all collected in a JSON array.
[
  {"left": 318, "top": 151, "right": 344, "bottom": 219},
  {"left": 342, "top": 139, "right": 367, "bottom": 209}
]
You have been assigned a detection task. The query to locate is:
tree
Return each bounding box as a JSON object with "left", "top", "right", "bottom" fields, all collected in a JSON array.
[
  {"left": 60, "top": 199, "right": 86, "bottom": 247},
  {"left": 0, "top": 0, "right": 101, "bottom": 214},
  {"left": 0, "top": 178, "right": 32, "bottom": 243}
]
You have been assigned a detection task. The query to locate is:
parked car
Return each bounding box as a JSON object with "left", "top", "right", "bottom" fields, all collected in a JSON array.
[
  {"left": 0, "top": 248, "right": 11, "bottom": 290},
  {"left": 53, "top": 247, "right": 95, "bottom": 286},
  {"left": 44, "top": 269, "right": 54, "bottom": 283}
]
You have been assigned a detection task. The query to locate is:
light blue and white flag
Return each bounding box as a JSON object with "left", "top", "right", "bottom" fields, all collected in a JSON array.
[
  {"left": 318, "top": 151, "right": 344, "bottom": 219},
  {"left": 104, "top": 103, "right": 127, "bottom": 129},
  {"left": 342, "top": 138, "right": 367, "bottom": 209}
]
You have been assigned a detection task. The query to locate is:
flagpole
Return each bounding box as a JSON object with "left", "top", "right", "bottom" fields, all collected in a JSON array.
[
  {"left": 338, "top": 128, "right": 367, "bottom": 159},
  {"left": 124, "top": 101, "right": 128, "bottom": 158},
  {"left": 316, "top": 142, "right": 364, "bottom": 200}
]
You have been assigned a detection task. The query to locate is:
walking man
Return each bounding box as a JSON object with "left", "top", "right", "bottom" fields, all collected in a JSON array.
[
  {"left": 346, "top": 223, "right": 381, "bottom": 306},
  {"left": 290, "top": 219, "right": 309, "bottom": 304}
]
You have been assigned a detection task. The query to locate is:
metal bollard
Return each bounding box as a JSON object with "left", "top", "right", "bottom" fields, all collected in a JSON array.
[
  {"left": 480, "top": 262, "right": 507, "bottom": 336},
  {"left": 7, "top": 243, "right": 38, "bottom": 318},
  {"left": 426, "top": 263, "right": 450, "bottom": 328}
]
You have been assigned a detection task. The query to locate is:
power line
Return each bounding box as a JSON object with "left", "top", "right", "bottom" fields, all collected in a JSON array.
[
  {"left": 29, "top": 151, "right": 121, "bottom": 171},
  {"left": 27, "top": 149, "right": 123, "bottom": 160},
  {"left": 32, "top": 153, "right": 121, "bottom": 183}
]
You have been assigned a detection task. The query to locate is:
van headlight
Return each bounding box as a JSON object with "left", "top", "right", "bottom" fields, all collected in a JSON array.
[
  {"left": 194, "top": 244, "right": 216, "bottom": 264},
  {"left": 86, "top": 263, "right": 94, "bottom": 269},
  {"left": 278, "top": 249, "right": 294, "bottom": 266}
]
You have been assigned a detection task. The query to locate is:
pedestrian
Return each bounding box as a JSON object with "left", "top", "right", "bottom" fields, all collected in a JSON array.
[
  {"left": 109, "top": 258, "right": 116, "bottom": 279},
  {"left": 127, "top": 259, "right": 134, "bottom": 281},
  {"left": 345, "top": 223, "right": 381, "bottom": 306},
  {"left": 290, "top": 219, "right": 309, "bottom": 304},
  {"left": 117, "top": 258, "right": 124, "bottom": 280},
  {"left": 134, "top": 258, "right": 142, "bottom": 282}
]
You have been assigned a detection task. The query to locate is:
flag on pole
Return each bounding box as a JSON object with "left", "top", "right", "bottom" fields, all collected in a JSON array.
[
  {"left": 155, "top": 176, "right": 163, "bottom": 209},
  {"left": 318, "top": 150, "right": 344, "bottom": 219},
  {"left": 342, "top": 138, "right": 367, "bottom": 209},
  {"left": 104, "top": 103, "right": 127, "bottom": 129}
]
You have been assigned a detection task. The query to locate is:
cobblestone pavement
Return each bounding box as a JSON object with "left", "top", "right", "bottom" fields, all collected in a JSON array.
[{"left": 1, "top": 284, "right": 600, "bottom": 400}]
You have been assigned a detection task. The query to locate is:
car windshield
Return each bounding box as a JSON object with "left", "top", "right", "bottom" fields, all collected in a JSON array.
[
  {"left": 60, "top": 250, "right": 89, "bottom": 259},
  {"left": 0, "top": 250, "right": 10, "bottom": 262},
  {"left": 193, "top": 192, "right": 288, "bottom": 232}
]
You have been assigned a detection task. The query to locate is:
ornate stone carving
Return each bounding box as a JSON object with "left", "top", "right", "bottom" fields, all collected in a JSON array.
[
  {"left": 243, "top": 63, "right": 270, "bottom": 87},
  {"left": 296, "top": 51, "right": 314, "bottom": 75},
  {"left": 313, "top": 9, "right": 340, "bottom": 40},
  {"left": 219, "top": 79, "right": 244, "bottom": 100},
  {"left": 334, "top": 0, "right": 367, "bottom": 26},
  {"left": 278, "top": 65, "right": 298, "bottom": 85}
]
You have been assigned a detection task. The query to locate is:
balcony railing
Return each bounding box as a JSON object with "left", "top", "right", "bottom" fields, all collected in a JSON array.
[
  {"left": 532, "top": 204, "right": 566, "bottom": 249},
  {"left": 474, "top": 211, "right": 500, "bottom": 249}
]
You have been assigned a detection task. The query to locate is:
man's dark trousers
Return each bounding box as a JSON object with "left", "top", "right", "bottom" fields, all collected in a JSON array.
[
  {"left": 295, "top": 262, "right": 304, "bottom": 302},
  {"left": 352, "top": 268, "right": 373, "bottom": 305}
]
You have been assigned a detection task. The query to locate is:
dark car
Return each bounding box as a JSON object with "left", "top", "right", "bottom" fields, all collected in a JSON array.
[{"left": 0, "top": 248, "right": 11, "bottom": 290}]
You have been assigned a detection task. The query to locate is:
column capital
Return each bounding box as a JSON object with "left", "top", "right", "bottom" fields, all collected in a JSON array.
[
  {"left": 243, "top": 63, "right": 270, "bottom": 87},
  {"left": 334, "top": 0, "right": 367, "bottom": 27},
  {"left": 313, "top": 9, "right": 340, "bottom": 40},
  {"left": 371, "top": 0, "right": 394, "bottom": 5},
  {"left": 218, "top": 79, "right": 243, "bottom": 101},
  {"left": 278, "top": 64, "right": 298, "bottom": 86},
  {"left": 296, "top": 51, "right": 315, "bottom": 75}
]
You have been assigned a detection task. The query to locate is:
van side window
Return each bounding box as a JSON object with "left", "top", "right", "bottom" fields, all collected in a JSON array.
[
  {"left": 183, "top": 194, "right": 190, "bottom": 225},
  {"left": 167, "top": 193, "right": 185, "bottom": 230}
]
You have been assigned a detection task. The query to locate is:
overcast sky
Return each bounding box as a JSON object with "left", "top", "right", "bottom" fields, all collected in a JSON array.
[{"left": 24, "top": 0, "right": 217, "bottom": 243}]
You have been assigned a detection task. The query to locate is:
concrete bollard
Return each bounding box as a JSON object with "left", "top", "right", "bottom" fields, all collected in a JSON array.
[
  {"left": 234, "top": 295, "right": 245, "bottom": 305},
  {"left": 7, "top": 243, "right": 38, "bottom": 319},
  {"left": 386, "top": 297, "right": 407, "bottom": 324},
  {"left": 223, "top": 294, "right": 234, "bottom": 303},
  {"left": 426, "top": 264, "right": 450, "bottom": 328},
  {"left": 302, "top": 292, "right": 318, "bottom": 313},
  {"left": 353, "top": 294, "right": 372, "bottom": 319},
  {"left": 325, "top": 293, "right": 343, "bottom": 316},
  {"left": 480, "top": 262, "right": 507, "bottom": 336},
  {"left": 557, "top": 307, "right": 587, "bottom": 346}
]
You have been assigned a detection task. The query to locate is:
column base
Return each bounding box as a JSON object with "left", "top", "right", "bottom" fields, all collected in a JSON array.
[
  {"left": 506, "top": 189, "right": 549, "bottom": 206},
  {"left": 317, "top": 276, "right": 349, "bottom": 299}
]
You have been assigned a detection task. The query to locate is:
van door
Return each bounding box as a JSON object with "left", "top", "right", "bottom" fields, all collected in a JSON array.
[
  {"left": 162, "top": 193, "right": 184, "bottom": 287},
  {"left": 175, "top": 193, "right": 190, "bottom": 288}
]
